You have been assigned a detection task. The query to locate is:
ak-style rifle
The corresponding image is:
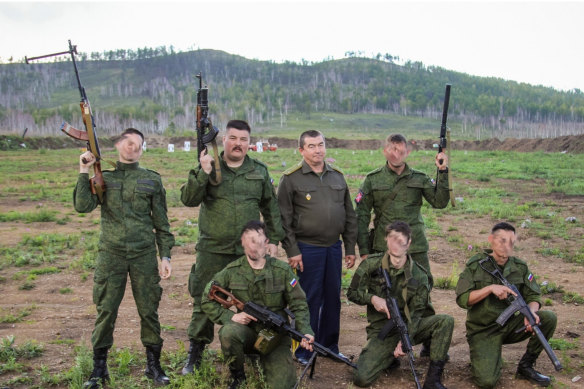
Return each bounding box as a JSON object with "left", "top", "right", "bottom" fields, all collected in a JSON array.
[
  {"left": 195, "top": 72, "right": 221, "bottom": 185},
  {"left": 438, "top": 84, "right": 455, "bottom": 207},
  {"left": 26, "top": 40, "right": 112, "bottom": 203}
]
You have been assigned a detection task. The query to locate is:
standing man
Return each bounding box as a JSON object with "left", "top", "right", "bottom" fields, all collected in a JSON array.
[
  {"left": 277, "top": 130, "right": 358, "bottom": 364},
  {"left": 201, "top": 220, "right": 314, "bottom": 389},
  {"left": 456, "top": 222, "right": 557, "bottom": 388},
  {"left": 355, "top": 133, "right": 450, "bottom": 284},
  {"left": 180, "top": 119, "right": 284, "bottom": 374},
  {"left": 348, "top": 221, "right": 453, "bottom": 388},
  {"left": 74, "top": 128, "right": 175, "bottom": 388}
]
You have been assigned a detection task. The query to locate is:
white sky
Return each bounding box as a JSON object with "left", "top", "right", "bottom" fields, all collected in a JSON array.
[{"left": 1, "top": 0, "right": 583, "bottom": 92}]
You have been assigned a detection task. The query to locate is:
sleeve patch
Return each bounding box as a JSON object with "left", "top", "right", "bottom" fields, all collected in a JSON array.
[
  {"left": 290, "top": 278, "right": 298, "bottom": 287},
  {"left": 527, "top": 273, "right": 534, "bottom": 282},
  {"left": 355, "top": 190, "right": 364, "bottom": 204}
]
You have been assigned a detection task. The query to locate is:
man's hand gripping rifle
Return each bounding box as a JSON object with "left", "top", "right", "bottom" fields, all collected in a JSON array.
[
  {"left": 478, "top": 257, "right": 562, "bottom": 371},
  {"left": 26, "top": 40, "right": 113, "bottom": 203},
  {"left": 377, "top": 268, "right": 422, "bottom": 389},
  {"left": 195, "top": 73, "right": 221, "bottom": 185},
  {"left": 208, "top": 282, "right": 356, "bottom": 385}
]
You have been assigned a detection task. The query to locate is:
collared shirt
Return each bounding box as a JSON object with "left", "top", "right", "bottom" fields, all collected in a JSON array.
[
  {"left": 74, "top": 161, "right": 174, "bottom": 258},
  {"left": 277, "top": 160, "right": 358, "bottom": 257}
]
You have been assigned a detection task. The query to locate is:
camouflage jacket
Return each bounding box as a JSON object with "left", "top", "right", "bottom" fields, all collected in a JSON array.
[
  {"left": 201, "top": 255, "right": 313, "bottom": 336},
  {"left": 456, "top": 250, "right": 542, "bottom": 336},
  {"left": 277, "top": 160, "right": 358, "bottom": 258},
  {"left": 73, "top": 161, "right": 175, "bottom": 259},
  {"left": 347, "top": 253, "right": 434, "bottom": 338},
  {"left": 180, "top": 153, "right": 284, "bottom": 255},
  {"left": 355, "top": 163, "right": 449, "bottom": 255}
]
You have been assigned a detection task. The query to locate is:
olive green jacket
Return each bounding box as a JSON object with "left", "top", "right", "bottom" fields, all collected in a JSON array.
[
  {"left": 181, "top": 153, "right": 284, "bottom": 255},
  {"left": 456, "top": 250, "right": 542, "bottom": 336},
  {"left": 355, "top": 163, "right": 449, "bottom": 255},
  {"left": 73, "top": 161, "right": 175, "bottom": 259},
  {"left": 201, "top": 255, "right": 313, "bottom": 336},
  {"left": 277, "top": 160, "right": 358, "bottom": 258},
  {"left": 347, "top": 253, "right": 434, "bottom": 338}
]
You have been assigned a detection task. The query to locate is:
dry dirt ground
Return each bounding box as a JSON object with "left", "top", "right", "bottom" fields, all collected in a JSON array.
[{"left": 1, "top": 151, "right": 583, "bottom": 388}]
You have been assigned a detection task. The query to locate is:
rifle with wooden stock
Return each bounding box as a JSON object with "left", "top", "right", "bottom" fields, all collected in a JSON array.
[
  {"left": 195, "top": 72, "right": 221, "bottom": 185},
  {"left": 208, "top": 282, "right": 356, "bottom": 386},
  {"left": 26, "top": 40, "right": 113, "bottom": 203},
  {"left": 438, "top": 84, "right": 455, "bottom": 207}
]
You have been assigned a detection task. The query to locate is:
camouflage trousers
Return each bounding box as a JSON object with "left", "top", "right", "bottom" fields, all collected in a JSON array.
[
  {"left": 91, "top": 249, "right": 163, "bottom": 349},
  {"left": 353, "top": 314, "right": 454, "bottom": 387},
  {"left": 187, "top": 250, "right": 241, "bottom": 343},
  {"left": 467, "top": 310, "right": 557, "bottom": 389},
  {"left": 219, "top": 322, "right": 296, "bottom": 389}
]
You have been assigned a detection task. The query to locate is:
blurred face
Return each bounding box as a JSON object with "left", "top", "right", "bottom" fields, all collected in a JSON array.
[
  {"left": 488, "top": 229, "right": 516, "bottom": 264},
  {"left": 383, "top": 141, "right": 410, "bottom": 170},
  {"left": 385, "top": 230, "right": 411, "bottom": 259},
  {"left": 223, "top": 127, "right": 249, "bottom": 164},
  {"left": 241, "top": 229, "right": 269, "bottom": 263},
  {"left": 116, "top": 133, "right": 143, "bottom": 163},
  {"left": 299, "top": 135, "right": 326, "bottom": 168}
]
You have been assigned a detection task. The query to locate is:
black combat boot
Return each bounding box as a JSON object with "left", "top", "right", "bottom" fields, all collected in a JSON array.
[
  {"left": 422, "top": 360, "right": 447, "bottom": 389},
  {"left": 181, "top": 339, "right": 205, "bottom": 375},
  {"left": 83, "top": 347, "right": 109, "bottom": 389},
  {"left": 516, "top": 352, "right": 551, "bottom": 387},
  {"left": 144, "top": 345, "right": 170, "bottom": 386},
  {"left": 228, "top": 367, "right": 246, "bottom": 389}
]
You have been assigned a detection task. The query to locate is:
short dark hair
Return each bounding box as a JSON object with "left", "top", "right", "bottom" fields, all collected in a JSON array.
[
  {"left": 385, "top": 221, "right": 412, "bottom": 240},
  {"left": 116, "top": 127, "right": 144, "bottom": 145},
  {"left": 385, "top": 133, "right": 407, "bottom": 146},
  {"left": 299, "top": 130, "right": 325, "bottom": 148},
  {"left": 226, "top": 120, "right": 251, "bottom": 133},
  {"left": 491, "top": 222, "right": 516, "bottom": 234},
  {"left": 241, "top": 220, "right": 267, "bottom": 237}
]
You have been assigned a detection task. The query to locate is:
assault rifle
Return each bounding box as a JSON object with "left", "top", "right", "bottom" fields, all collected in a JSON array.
[
  {"left": 208, "top": 283, "right": 356, "bottom": 385},
  {"left": 195, "top": 72, "right": 221, "bottom": 185},
  {"left": 26, "top": 40, "right": 113, "bottom": 203},
  {"left": 377, "top": 268, "right": 422, "bottom": 389},
  {"left": 478, "top": 257, "right": 563, "bottom": 371},
  {"left": 438, "top": 84, "right": 455, "bottom": 207}
]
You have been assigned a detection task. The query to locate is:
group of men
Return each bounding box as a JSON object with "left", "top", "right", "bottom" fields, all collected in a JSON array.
[{"left": 75, "top": 122, "right": 557, "bottom": 389}]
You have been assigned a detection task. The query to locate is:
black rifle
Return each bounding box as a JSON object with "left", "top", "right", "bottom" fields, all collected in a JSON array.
[
  {"left": 208, "top": 283, "right": 356, "bottom": 386},
  {"left": 195, "top": 72, "right": 221, "bottom": 185},
  {"left": 478, "top": 257, "right": 563, "bottom": 371},
  {"left": 438, "top": 84, "right": 455, "bottom": 207},
  {"left": 26, "top": 40, "right": 112, "bottom": 203},
  {"left": 377, "top": 268, "right": 422, "bottom": 389}
]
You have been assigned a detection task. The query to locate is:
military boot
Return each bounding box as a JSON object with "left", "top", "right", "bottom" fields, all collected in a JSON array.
[
  {"left": 181, "top": 339, "right": 204, "bottom": 375},
  {"left": 516, "top": 352, "right": 551, "bottom": 387},
  {"left": 422, "top": 360, "right": 447, "bottom": 389},
  {"left": 144, "top": 345, "right": 170, "bottom": 386},
  {"left": 83, "top": 347, "right": 109, "bottom": 389},
  {"left": 228, "top": 367, "right": 246, "bottom": 389}
]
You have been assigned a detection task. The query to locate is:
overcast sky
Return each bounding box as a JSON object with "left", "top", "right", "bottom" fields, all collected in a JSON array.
[{"left": 1, "top": 0, "right": 583, "bottom": 92}]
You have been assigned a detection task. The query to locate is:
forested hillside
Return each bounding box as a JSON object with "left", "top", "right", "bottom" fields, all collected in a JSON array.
[{"left": 1, "top": 47, "right": 583, "bottom": 138}]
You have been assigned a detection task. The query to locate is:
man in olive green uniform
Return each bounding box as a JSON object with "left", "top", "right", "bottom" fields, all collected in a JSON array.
[
  {"left": 201, "top": 220, "right": 314, "bottom": 389},
  {"left": 277, "top": 130, "right": 357, "bottom": 364},
  {"left": 456, "top": 222, "right": 557, "bottom": 388},
  {"left": 74, "top": 128, "right": 175, "bottom": 388},
  {"left": 181, "top": 120, "right": 284, "bottom": 374},
  {"left": 355, "top": 134, "right": 450, "bottom": 285},
  {"left": 348, "top": 221, "right": 452, "bottom": 389}
]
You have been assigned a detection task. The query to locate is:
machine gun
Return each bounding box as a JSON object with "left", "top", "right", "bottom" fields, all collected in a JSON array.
[
  {"left": 377, "top": 268, "right": 422, "bottom": 389},
  {"left": 208, "top": 283, "right": 356, "bottom": 387},
  {"left": 478, "top": 256, "right": 563, "bottom": 371},
  {"left": 438, "top": 84, "right": 455, "bottom": 207},
  {"left": 26, "top": 40, "right": 113, "bottom": 203},
  {"left": 195, "top": 72, "right": 221, "bottom": 185}
]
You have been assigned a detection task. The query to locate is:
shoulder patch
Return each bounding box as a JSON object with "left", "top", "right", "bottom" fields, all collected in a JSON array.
[
  {"left": 355, "top": 189, "right": 364, "bottom": 204},
  {"left": 283, "top": 161, "right": 303, "bottom": 176}
]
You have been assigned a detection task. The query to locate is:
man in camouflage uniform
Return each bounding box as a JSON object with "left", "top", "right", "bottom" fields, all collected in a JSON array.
[
  {"left": 180, "top": 119, "right": 284, "bottom": 374},
  {"left": 355, "top": 133, "right": 450, "bottom": 285},
  {"left": 74, "top": 128, "right": 175, "bottom": 388},
  {"left": 277, "top": 130, "right": 358, "bottom": 364},
  {"left": 456, "top": 222, "right": 557, "bottom": 388},
  {"left": 201, "top": 220, "right": 314, "bottom": 389},
  {"left": 348, "top": 221, "right": 452, "bottom": 389}
]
